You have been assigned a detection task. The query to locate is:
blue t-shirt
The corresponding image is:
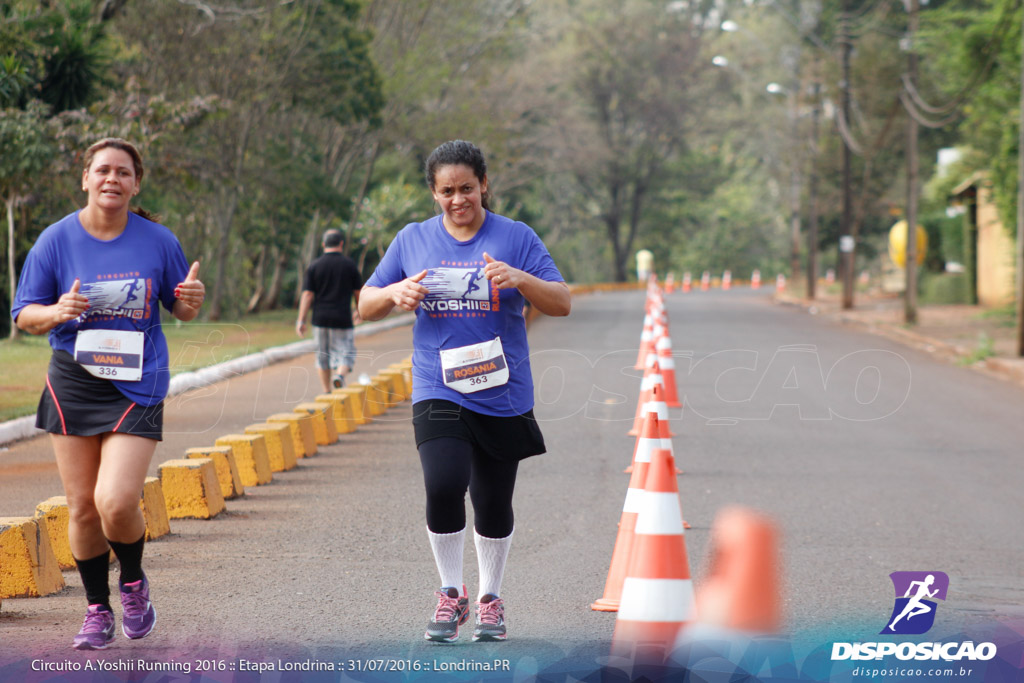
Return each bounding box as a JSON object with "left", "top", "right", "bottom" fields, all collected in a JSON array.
[
  {"left": 366, "top": 211, "right": 564, "bottom": 416},
  {"left": 11, "top": 211, "right": 190, "bottom": 406}
]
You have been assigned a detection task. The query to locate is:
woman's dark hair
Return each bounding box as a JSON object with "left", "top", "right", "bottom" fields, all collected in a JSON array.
[
  {"left": 425, "top": 140, "right": 491, "bottom": 210},
  {"left": 82, "top": 137, "right": 160, "bottom": 222}
]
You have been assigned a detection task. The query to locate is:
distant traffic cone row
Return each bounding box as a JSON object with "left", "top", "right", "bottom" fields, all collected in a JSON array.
[
  {"left": 655, "top": 334, "right": 681, "bottom": 409},
  {"left": 611, "top": 447, "right": 696, "bottom": 659},
  {"left": 700, "top": 271, "right": 710, "bottom": 291},
  {"left": 722, "top": 270, "right": 732, "bottom": 291},
  {"left": 776, "top": 273, "right": 786, "bottom": 293},
  {"left": 682, "top": 272, "right": 692, "bottom": 293}
]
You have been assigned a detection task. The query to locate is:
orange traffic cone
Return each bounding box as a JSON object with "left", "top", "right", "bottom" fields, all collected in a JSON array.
[
  {"left": 751, "top": 269, "right": 761, "bottom": 289},
  {"left": 722, "top": 270, "right": 732, "bottom": 290},
  {"left": 628, "top": 358, "right": 664, "bottom": 436},
  {"left": 592, "top": 413, "right": 660, "bottom": 612},
  {"left": 655, "top": 333, "right": 681, "bottom": 409},
  {"left": 693, "top": 506, "right": 781, "bottom": 633},
  {"left": 776, "top": 273, "right": 786, "bottom": 293},
  {"left": 611, "top": 447, "right": 696, "bottom": 660},
  {"left": 630, "top": 382, "right": 676, "bottom": 438},
  {"left": 625, "top": 404, "right": 670, "bottom": 472},
  {"left": 700, "top": 271, "right": 710, "bottom": 291},
  {"left": 664, "top": 272, "right": 675, "bottom": 294},
  {"left": 634, "top": 314, "right": 655, "bottom": 370},
  {"left": 682, "top": 272, "right": 692, "bottom": 293}
]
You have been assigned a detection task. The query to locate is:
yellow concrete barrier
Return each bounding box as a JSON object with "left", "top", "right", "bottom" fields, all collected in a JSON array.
[
  {"left": 0, "top": 517, "right": 65, "bottom": 598},
  {"left": 34, "top": 497, "right": 74, "bottom": 570},
  {"left": 158, "top": 458, "right": 226, "bottom": 519},
  {"left": 245, "top": 423, "right": 297, "bottom": 472},
  {"left": 185, "top": 446, "right": 244, "bottom": 500},
  {"left": 295, "top": 402, "right": 338, "bottom": 445},
  {"left": 334, "top": 386, "right": 372, "bottom": 424},
  {"left": 382, "top": 367, "right": 408, "bottom": 401},
  {"left": 318, "top": 393, "right": 357, "bottom": 435},
  {"left": 266, "top": 412, "right": 316, "bottom": 458},
  {"left": 215, "top": 434, "right": 273, "bottom": 487},
  {"left": 141, "top": 476, "right": 172, "bottom": 540},
  {"left": 330, "top": 388, "right": 366, "bottom": 428},
  {"left": 374, "top": 373, "right": 400, "bottom": 407},
  {"left": 366, "top": 377, "right": 390, "bottom": 415}
]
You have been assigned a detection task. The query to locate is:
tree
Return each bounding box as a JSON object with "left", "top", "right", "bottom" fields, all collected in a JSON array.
[{"left": 0, "top": 102, "right": 54, "bottom": 339}]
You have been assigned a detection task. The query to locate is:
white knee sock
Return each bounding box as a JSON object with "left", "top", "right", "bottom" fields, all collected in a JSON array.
[
  {"left": 474, "top": 529, "right": 514, "bottom": 600},
  {"left": 427, "top": 527, "right": 465, "bottom": 590}
]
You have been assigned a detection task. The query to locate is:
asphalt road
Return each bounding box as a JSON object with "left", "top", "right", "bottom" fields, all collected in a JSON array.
[{"left": 1, "top": 288, "right": 1022, "bottom": 680}]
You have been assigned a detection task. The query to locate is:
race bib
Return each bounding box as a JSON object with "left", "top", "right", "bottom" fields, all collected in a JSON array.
[
  {"left": 74, "top": 329, "right": 144, "bottom": 382},
  {"left": 440, "top": 337, "right": 509, "bottom": 394}
]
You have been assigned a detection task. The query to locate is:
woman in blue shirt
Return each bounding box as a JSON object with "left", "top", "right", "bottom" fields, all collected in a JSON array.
[
  {"left": 360, "top": 140, "right": 570, "bottom": 643},
  {"left": 12, "top": 138, "right": 205, "bottom": 650}
]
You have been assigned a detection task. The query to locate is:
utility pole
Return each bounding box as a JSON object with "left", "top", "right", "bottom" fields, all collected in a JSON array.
[
  {"left": 839, "top": 5, "right": 855, "bottom": 309},
  {"left": 904, "top": 0, "right": 919, "bottom": 325},
  {"left": 1017, "top": 3, "right": 1024, "bottom": 355}
]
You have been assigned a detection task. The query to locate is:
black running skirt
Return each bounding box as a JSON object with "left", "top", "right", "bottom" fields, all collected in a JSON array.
[
  {"left": 36, "top": 350, "right": 163, "bottom": 441},
  {"left": 412, "top": 399, "right": 546, "bottom": 462}
]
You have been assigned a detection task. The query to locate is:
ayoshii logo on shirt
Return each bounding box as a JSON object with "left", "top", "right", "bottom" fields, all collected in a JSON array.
[
  {"left": 79, "top": 276, "right": 151, "bottom": 321},
  {"left": 420, "top": 263, "right": 499, "bottom": 316},
  {"left": 881, "top": 571, "right": 948, "bottom": 635}
]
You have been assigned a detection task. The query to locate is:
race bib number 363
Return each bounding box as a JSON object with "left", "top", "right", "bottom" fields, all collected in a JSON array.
[{"left": 440, "top": 337, "right": 509, "bottom": 394}]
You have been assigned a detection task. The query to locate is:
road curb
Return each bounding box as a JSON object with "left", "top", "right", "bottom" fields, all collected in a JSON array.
[{"left": 0, "top": 313, "right": 415, "bottom": 448}]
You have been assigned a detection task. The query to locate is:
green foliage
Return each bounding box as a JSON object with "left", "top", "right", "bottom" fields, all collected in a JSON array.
[{"left": 920, "top": 271, "right": 969, "bottom": 305}]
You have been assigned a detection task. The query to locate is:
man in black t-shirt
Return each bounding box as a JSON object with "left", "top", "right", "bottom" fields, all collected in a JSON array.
[{"left": 296, "top": 229, "right": 363, "bottom": 392}]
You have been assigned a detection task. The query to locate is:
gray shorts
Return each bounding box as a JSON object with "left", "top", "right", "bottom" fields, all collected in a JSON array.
[{"left": 313, "top": 326, "right": 356, "bottom": 371}]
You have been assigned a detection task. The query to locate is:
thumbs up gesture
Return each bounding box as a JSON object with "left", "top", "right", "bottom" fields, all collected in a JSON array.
[
  {"left": 174, "top": 261, "right": 205, "bottom": 315},
  {"left": 54, "top": 278, "right": 89, "bottom": 324},
  {"left": 483, "top": 252, "right": 519, "bottom": 289},
  {"left": 389, "top": 269, "right": 429, "bottom": 311}
]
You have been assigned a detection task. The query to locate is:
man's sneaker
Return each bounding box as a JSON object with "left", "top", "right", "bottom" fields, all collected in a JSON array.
[
  {"left": 120, "top": 574, "right": 156, "bottom": 639},
  {"left": 424, "top": 585, "right": 469, "bottom": 643},
  {"left": 72, "top": 604, "right": 116, "bottom": 650},
  {"left": 472, "top": 594, "right": 507, "bottom": 642},
  {"left": 332, "top": 374, "right": 346, "bottom": 389}
]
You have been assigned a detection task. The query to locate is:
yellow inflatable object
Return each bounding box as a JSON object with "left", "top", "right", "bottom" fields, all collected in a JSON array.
[{"left": 888, "top": 220, "right": 927, "bottom": 267}]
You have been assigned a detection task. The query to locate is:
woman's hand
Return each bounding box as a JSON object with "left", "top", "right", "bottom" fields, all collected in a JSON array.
[
  {"left": 54, "top": 278, "right": 90, "bottom": 325},
  {"left": 388, "top": 270, "right": 429, "bottom": 311},
  {"left": 483, "top": 252, "right": 523, "bottom": 289},
  {"left": 173, "top": 261, "right": 204, "bottom": 321}
]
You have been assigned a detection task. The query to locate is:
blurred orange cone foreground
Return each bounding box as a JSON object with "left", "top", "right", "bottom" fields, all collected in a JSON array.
[
  {"left": 592, "top": 413, "right": 660, "bottom": 612},
  {"left": 693, "top": 506, "right": 781, "bottom": 633},
  {"left": 611, "top": 447, "right": 695, "bottom": 659}
]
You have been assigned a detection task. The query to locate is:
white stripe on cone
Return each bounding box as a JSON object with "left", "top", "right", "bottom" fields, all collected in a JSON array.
[
  {"left": 618, "top": 578, "right": 696, "bottom": 621},
  {"left": 640, "top": 401, "right": 670, "bottom": 421},
  {"left": 634, "top": 436, "right": 673, "bottom": 464},
  {"left": 622, "top": 487, "right": 645, "bottom": 513},
  {"left": 635, "top": 492, "right": 685, "bottom": 535}
]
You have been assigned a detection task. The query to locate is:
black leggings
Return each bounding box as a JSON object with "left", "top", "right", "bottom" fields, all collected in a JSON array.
[{"left": 418, "top": 436, "right": 519, "bottom": 538}]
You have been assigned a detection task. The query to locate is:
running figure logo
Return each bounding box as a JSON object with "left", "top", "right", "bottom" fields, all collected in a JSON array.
[{"left": 881, "top": 571, "right": 949, "bottom": 635}]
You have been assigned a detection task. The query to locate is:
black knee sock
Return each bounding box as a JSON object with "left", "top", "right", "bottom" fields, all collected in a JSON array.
[
  {"left": 74, "top": 552, "right": 111, "bottom": 609},
  {"left": 108, "top": 534, "right": 145, "bottom": 586}
]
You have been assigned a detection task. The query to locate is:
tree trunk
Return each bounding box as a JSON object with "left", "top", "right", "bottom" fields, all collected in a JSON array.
[
  {"left": 345, "top": 138, "right": 380, "bottom": 256},
  {"left": 261, "top": 247, "right": 287, "bottom": 311},
  {"left": 293, "top": 208, "right": 322, "bottom": 307},
  {"left": 246, "top": 245, "right": 267, "bottom": 314},
  {"left": 6, "top": 195, "right": 19, "bottom": 340},
  {"left": 208, "top": 112, "right": 255, "bottom": 321}
]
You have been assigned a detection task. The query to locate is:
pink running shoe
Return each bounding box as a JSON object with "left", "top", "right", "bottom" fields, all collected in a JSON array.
[{"left": 424, "top": 585, "right": 469, "bottom": 643}]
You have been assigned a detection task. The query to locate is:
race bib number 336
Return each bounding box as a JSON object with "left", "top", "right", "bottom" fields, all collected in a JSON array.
[
  {"left": 440, "top": 337, "right": 509, "bottom": 394},
  {"left": 74, "top": 329, "right": 144, "bottom": 382}
]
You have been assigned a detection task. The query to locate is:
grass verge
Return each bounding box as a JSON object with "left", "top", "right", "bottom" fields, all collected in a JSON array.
[{"left": 1, "top": 309, "right": 306, "bottom": 422}]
